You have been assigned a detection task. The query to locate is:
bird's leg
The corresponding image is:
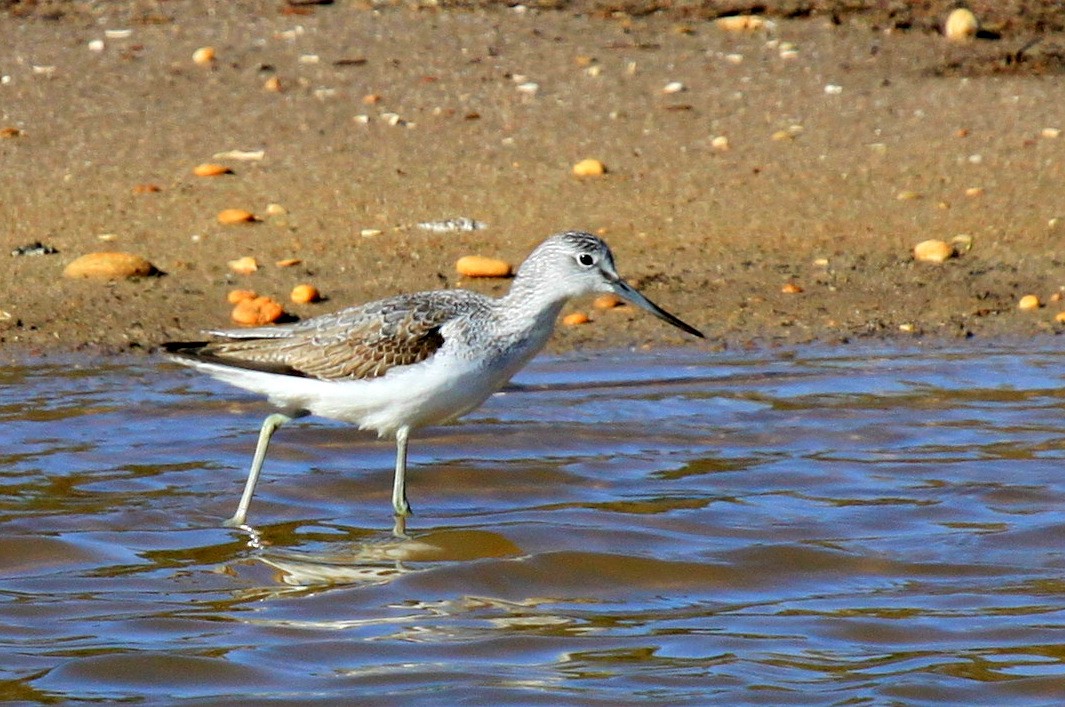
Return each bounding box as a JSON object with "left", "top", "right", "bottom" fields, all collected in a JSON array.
[
  {"left": 224, "top": 412, "right": 296, "bottom": 528},
  {"left": 392, "top": 426, "right": 413, "bottom": 518}
]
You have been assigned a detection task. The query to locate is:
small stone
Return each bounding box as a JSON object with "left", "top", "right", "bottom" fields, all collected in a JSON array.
[
  {"left": 193, "top": 163, "right": 232, "bottom": 177},
  {"left": 362, "top": 93, "right": 382, "bottom": 105},
  {"left": 1041, "top": 127, "right": 1061, "bottom": 139},
  {"left": 944, "top": 8, "right": 979, "bottom": 43},
  {"left": 192, "top": 46, "right": 216, "bottom": 66},
  {"left": 275, "top": 258, "right": 301, "bottom": 268},
  {"left": 1055, "top": 311, "right": 1065, "bottom": 324},
  {"left": 1018, "top": 294, "right": 1041, "bottom": 311},
  {"left": 456, "top": 255, "right": 513, "bottom": 278},
  {"left": 132, "top": 183, "right": 161, "bottom": 194},
  {"left": 662, "top": 81, "right": 685, "bottom": 94},
  {"left": 217, "top": 208, "right": 256, "bottom": 225},
  {"left": 913, "top": 239, "right": 953, "bottom": 263},
  {"left": 231, "top": 296, "right": 284, "bottom": 326},
  {"left": 572, "top": 158, "right": 607, "bottom": 177},
  {"left": 593, "top": 293, "right": 624, "bottom": 310},
  {"left": 290, "top": 284, "right": 321, "bottom": 304},
  {"left": 896, "top": 190, "right": 922, "bottom": 201},
  {"left": 965, "top": 187, "right": 984, "bottom": 197},
  {"left": 63, "top": 252, "right": 156, "bottom": 280},
  {"left": 781, "top": 282, "right": 803, "bottom": 294},
  {"left": 710, "top": 135, "right": 730, "bottom": 151},
  {"left": 227, "top": 289, "right": 258, "bottom": 304},
  {"left": 563, "top": 312, "right": 591, "bottom": 326},
  {"left": 265, "top": 203, "right": 288, "bottom": 217},
  {"left": 716, "top": 15, "right": 765, "bottom": 32},
  {"left": 263, "top": 76, "right": 283, "bottom": 92},
  {"left": 0, "top": 127, "right": 23, "bottom": 138},
  {"left": 88, "top": 39, "right": 105, "bottom": 52},
  {"left": 227, "top": 256, "right": 259, "bottom": 274}
]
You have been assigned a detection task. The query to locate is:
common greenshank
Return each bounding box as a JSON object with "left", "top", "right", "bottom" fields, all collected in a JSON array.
[{"left": 165, "top": 231, "right": 704, "bottom": 528}]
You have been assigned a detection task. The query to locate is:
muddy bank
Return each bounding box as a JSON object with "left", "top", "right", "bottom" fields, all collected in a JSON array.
[{"left": 1, "top": 1, "right": 1064, "bottom": 357}]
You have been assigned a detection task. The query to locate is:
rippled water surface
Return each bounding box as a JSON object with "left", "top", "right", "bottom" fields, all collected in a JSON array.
[{"left": 3, "top": 347, "right": 1065, "bottom": 703}]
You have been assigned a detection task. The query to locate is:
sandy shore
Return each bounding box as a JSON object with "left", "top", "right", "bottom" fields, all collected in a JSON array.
[{"left": 2, "top": 1, "right": 1064, "bottom": 357}]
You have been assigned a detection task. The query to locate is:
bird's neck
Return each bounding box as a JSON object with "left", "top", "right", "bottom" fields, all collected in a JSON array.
[{"left": 492, "top": 266, "right": 571, "bottom": 355}]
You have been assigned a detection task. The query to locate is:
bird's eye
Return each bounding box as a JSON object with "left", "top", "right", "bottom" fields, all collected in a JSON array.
[{"left": 576, "top": 253, "right": 596, "bottom": 267}]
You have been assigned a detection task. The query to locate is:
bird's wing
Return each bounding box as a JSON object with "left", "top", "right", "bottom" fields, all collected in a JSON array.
[{"left": 168, "top": 291, "right": 480, "bottom": 381}]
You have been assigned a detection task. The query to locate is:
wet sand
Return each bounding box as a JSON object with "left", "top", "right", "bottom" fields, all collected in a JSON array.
[{"left": 2, "top": 1, "right": 1064, "bottom": 356}]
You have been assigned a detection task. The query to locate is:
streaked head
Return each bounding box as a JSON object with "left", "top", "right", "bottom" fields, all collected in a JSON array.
[{"left": 524, "top": 231, "right": 705, "bottom": 339}]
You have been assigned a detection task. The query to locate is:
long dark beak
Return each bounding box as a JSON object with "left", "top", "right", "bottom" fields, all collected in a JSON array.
[{"left": 612, "top": 278, "right": 705, "bottom": 339}]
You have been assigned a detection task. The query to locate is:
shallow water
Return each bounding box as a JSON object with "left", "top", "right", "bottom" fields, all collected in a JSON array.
[{"left": 3, "top": 346, "right": 1065, "bottom": 704}]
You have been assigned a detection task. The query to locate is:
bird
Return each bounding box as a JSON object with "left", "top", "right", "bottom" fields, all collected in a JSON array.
[{"left": 164, "top": 231, "right": 704, "bottom": 528}]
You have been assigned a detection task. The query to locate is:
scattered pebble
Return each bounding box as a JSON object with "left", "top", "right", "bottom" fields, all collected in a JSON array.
[
  {"left": 965, "top": 187, "right": 984, "bottom": 197},
  {"left": 192, "top": 46, "right": 216, "bottom": 66},
  {"left": 516, "top": 82, "right": 539, "bottom": 96},
  {"left": 217, "top": 208, "right": 256, "bottom": 225},
  {"left": 265, "top": 203, "right": 288, "bottom": 217},
  {"left": 1055, "top": 311, "right": 1065, "bottom": 324},
  {"left": 104, "top": 29, "right": 131, "bottom": 39},
  {"left": 716, "top": 15, "right": 765, "bottom": 32},
  {"left": 662, "top": 81, "right": 685, "bottom": 94},
  {"left": 1018, "top": 294, "right": 1041, "bottom": 311},
  {"left": 290, "top": 284, "right": 321, "bottom": 304},
  {"left": 899, "top": 323, "right": 916, "bottom": 333},
  {"left": 212, "top": 149, "right": 264, "bottom": 161},
  {"left": 944, "top": 8, "right": 979, "bottom": 43},
  {"left": 231, "top": 296, "right": 284, "bottom": 326},
  {"left": 227, "top": 256, "right": 259, "bottom": 274},
  {"left": 711, "top": 135, "right": 730, "bottom": 151},
  {"left": 360, "top": 228, "right": 382, "bottom": 237},
  {"left": 11, "top": 241, "right": 58, "bottom": 257},
  {"left": 63, "top": 252, "right": 156, "bottom": 279},
  {"left": 298, "top": 54, "right": 320, "bottom": 64},
  {"left": 781, "top": 282, "right": 803, "bottom": 294},
  {"left": 913, "top": 239, "right": 953, "bottom": 263},
  {"left": 263, "top": 76, "right": 283, "bottom": 92},
  {"left": 1042, "top": 127, "right": 1061, "bottom": 139},
  {"left": 572, "top": 158, "right": 607, "bottom": 177},
  {"left": 88, "top": 39, "right": 105, "bottom": 52},
  {"left": 132, "top": 183, "right": 161, "bottom": 194},
  {"left": 275, "top": 258, "right": 301, "bottom": 267},
  {"left": 896, "top": 190, "right": 922, "bottom": 201},
  {"left": 593, "top": 293, "right": 624, "bottom": 310},
  {"left": 0, "top": 127, "right": 23, "bottom": 138},
  {"left": 362, "top": 93, "right": 382, "bottom": 105},
  {"left": 417, "top": 217, "right": 486, "bottom": 233},
  {"left": 824, "top": 84, "right": 843, "bottom": 95},
  {"left": 951, "top": 234, "right": 974, "bottom": 253},
  {"left": 563, "top": 312, "right": 591, "bottom": 326},
  {"left": 227, "top": 289, "right": 257, "bottom": 304},
  {"left": 456, "top": 255, "right": 512, "bottom": 278}
]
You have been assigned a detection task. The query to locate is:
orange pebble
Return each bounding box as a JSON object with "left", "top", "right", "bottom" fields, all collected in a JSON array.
[
  {"left": 275, "top": 258, "right": 302, "bottom": 268},
  {"left": 263, "top": 76, "right": 283, "bottom": 92},
  {"left": 781, "top": 282, "right": 803, "bottom": 294},
  {"left": 227, "top": 289, "right": 258, "bottom": 304},
  {"left": 217, "top": 208, "right": 256, "bottom": 225},
  {"left": 290, "top": 284, "right": 321, "bottom": 304},
  {"left": 593, "top": 293, "right": 624, "bottom": 310},
  {"left": 231, "top": 296, "right": 284, "bottom": 326},
  {"left": 193, "top": 163, "right": 233, "bottom": 177},
  {"left": 563, "top": 311, "right": 591, "bottom": 326},
  {"left": 132, "top": 183, "right": 161, "bottom": 194},
  {"left": 456, "top": 255, "right": 513, "bottom": 278}
]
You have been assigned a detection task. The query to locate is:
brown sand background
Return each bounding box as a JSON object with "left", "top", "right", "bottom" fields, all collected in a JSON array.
[{"left": 1, "top": 1, "right": 1064, "bottom": 356}]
